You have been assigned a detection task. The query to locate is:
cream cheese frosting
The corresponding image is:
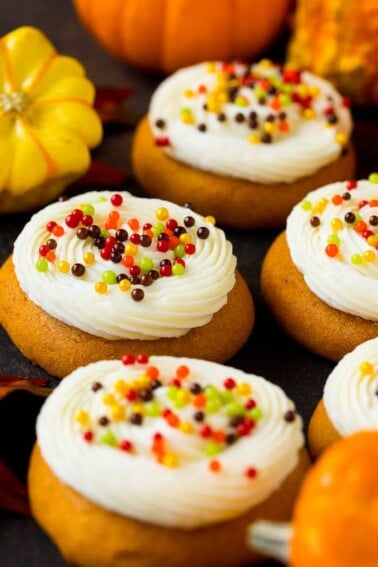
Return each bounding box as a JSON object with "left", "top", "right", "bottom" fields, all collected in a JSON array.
[
  {"left": 324, "top": 337, "right": 378, "bottom": 436},
  {"left": 286, "top": 177, "right": 378, "bottom": 320},
  {"left": 36, "top": 355, "right": 304, "bottom": 529},
  {"left": 149, "top": 60, "right": 352, "bottom": 184},
  {"left": 12, "top": 190, "right": 236, "bottom": 340}
]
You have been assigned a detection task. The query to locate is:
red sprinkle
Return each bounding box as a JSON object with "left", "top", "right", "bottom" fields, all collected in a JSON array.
[
  {"left": 245, "top": 466, "right": 257, "bottom": 479},
  {"left": 83, "top": 431, "right": 94, "bottom": 442},
  {"left": 224, "top": 377, "right": 236, "bottom": 390},
  {"left": 120, "top": 439, "right": 133, "bottom": 452},
  {"left": 155, "top": 137, "right": 170, "bottom": 147},
  {"left": 137, "top": 353, "right": 149, "bottom": 364},
  {"left": 122, "top": 354, "right": 135, "bottom": 365},
  {"left": 346, "top": 180, "right": 357, "bottom": 190},
  {"left": 111, "top": 194, "right": 123, "bottom": 206}
]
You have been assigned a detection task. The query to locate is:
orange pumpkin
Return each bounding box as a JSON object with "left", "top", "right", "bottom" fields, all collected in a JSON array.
[
  {"left": 249, "top": 431, "right": 378, "bottom": 566},
  {"left": 72, "top": 0, "right": 292, "bottom": 74},
  {"left": 290, "top": 431, "right": 378, "bottom": 567}
]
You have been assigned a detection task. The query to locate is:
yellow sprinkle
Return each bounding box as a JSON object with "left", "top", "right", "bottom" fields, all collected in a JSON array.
[
  {"left": 118, "top": 278, "right": 131, "bottom": 292},
  {"left": 132, "top": 403, "right": 145, "bottom": 416},
  {"left": 58, "top": 260, "right": 70, "bottom": 273},
  {"left": 114, "top": 379, "right": 127, "bottom": 394},
  {"left": 313, "top": 198, "right": 329, "bottom": 214},
  {"left": 95, "top": 281, "right": 108, "bottom": 294},
  {"left": 128, "top": 380, "right": 138, "bottom": 390},
  {"left": 330, "top": 218, "right": 343, "bottom": 232},
  {"left": 184, "top": 89, "right": 195, "bottom": 98},
  {"left": 75, "top": 409, "right": 89, "bottom": 426},
  {"left": 102, "top": 393, "right": 116, "bottom": 406},
  {"left": 297, "top": 84, "right": 309, "bottom": 98},
  {"left": 179, "top": 421, "right": 195, "bottom": 434},
  {"left": 83, "top": 252, "right": 95, "bottom": 265},
  {"left": 204, "top": 215, "right": 216, "bottom": 225},
  {"left": 363, "top": 250, "right": 376, "bottom": 262},
  {"left": 181, "top": 114, "right": 195, "bottom": 125},
  {"left": 260, "top": 58, "right": 273, "bottom": 69},
  {"left": 303, "top": 108, "right": 316, "bottom": 120},
  {"left": 309, "top": 85, "right": 320, "bottom": 98},
  {"left": 162, "top": 453, "right": 179, "bottom": 468},
  {"left": 136, "top": 374, "right": 151, "bottom": 389},
  {"left": 367, "top": 235, "right": 378, "bottom": 248},
  {"left": 179, "top": 233, "right": 192, "bottom": 244},
  {"left": 206, "top": 62, "right": 216, "bottom": 73},
  {"left": 263, "top": 122, "right": 276, "bottom": 133},
  {"left": 216, "top": 71, "right": 227, "bottom": 85},
  {"left": 236, "top": 382, "right": 252, "bottom": 397},
  {"left": 125, "top": 243, "right": 138, "bottom": 256},
  {"left": 176, "top": 389, "right": 191, "bottom": 403},
  {"left": 111, "top": 404, "right": 126, "bottom": 422},
  {"left": 155, "top": 207, "right": 169, "bottom": 221},
  {"left": 248, "top": 133, "right": 260, "bottom": 144},
  {"left": 360, "top": 361, "right": 374, "bottom": 376},
  {"left": 335, "top": 132, "right": 348, "bottom": 145}
]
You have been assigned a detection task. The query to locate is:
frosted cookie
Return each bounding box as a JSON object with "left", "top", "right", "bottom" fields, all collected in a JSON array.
[
  {"left": 132, "top": 60, "right": 355, "bottom": 229},
  {"left": 0, "top": 191, "right": 254, "bottom": 378},
  {"left": 261, "top": 176, "right": 378, "bottom": 361},
  {"left": 309, "top": 337, "right": 378, "bottom": 457},
  {"left": 28, "top": 354, "right": 310, "bottom": 567}
]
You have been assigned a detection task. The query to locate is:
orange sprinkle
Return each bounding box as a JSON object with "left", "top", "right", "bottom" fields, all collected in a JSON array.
[
  {"left": 45, "top": 250, "right": 56, "bottom": 262},
  {"left": 209, "top": 460, "right": 221, "bottom": 473},
  {"left": 128, "top": 218, "right": 140, "bottom": 231},
  {"left": 166, "top": 413, "right": 180, "bottom": 428},
  {"left": 146, "top": 366, "right": 159, "bottom": 380},
  {"left": 52, "top": 225, "right": 64, "bottom": 237},
  {"left": 269, "top": 98, "right": 281, "bottom": 111},
  {"left": 176, "top": 365, "right": 190, "bottom": 380},
  {"left": 122, "top": 255, "right": 134, "bottom": 267},
  {"left": 332, "top": 194, "right": 343, "bottom": 205},
  {"left": 193, "top": 393, "right": 207, "bottom": 408},
  {"left": 212, "top": 430, "right": 226, "bottom": 444},
  {"left": 169, "top": 235, "right": 180, "bottom": 249}
]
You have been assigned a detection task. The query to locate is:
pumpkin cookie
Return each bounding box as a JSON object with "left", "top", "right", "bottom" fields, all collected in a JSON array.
[
  {"left": 29, "top": 354, "right": 310, "bottom": 567},
  {"left": 308, "top": 337, "right": 378, "bottom": 458},
  {"left": 261, "top": 177, "right": 378, "bottom": 361},
  {"left": 0, "top": 191, "right": 254, "bottom": 378},
  {"left": 132, "top": 60, "right": 355, "bottom": 229}
]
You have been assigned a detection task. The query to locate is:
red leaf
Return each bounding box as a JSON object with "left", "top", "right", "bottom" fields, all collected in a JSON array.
[
  {"left": 0, "top": 376, "right": 51, "bottom": 400},
  {"left": 68, "top": 160, "right": 129, "bottom": 189},
  {"left": 0, "top": 461, "right": 30, "bottom": 515},
  {"left": 94, "top": 85, "right": 134, "bottom": 125}
]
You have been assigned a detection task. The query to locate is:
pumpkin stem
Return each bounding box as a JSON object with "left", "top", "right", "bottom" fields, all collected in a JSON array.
[
  {"left": 0, "top": 92, "right": 29, "bottom": 114},
  {"left": 247, "top": 520, "right": 292, "bottom": 563}
]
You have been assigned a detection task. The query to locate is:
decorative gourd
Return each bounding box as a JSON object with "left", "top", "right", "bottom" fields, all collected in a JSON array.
[
  {"left": 249, "top": 431, "right": 378, "bottom": 566},
  {"left": 287, "top": 0, "right": 378, "bottom": 106},
  {"left": 72, "top": 0, "right": 292, "bottom": 74},
  {"left": 0, "top": 26, "right": 102, "bottom": 213}
]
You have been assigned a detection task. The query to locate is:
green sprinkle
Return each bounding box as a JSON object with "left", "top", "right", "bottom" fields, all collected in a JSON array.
[
  {"left": 152, "top": 222, "right": 165, "bottom": 237},
  {"left": 81, "top": 203, "right": 95, "bottom": 216},
  {"left": 144, "top": 401, "right": 161, "bottom": 417},
  {"left": 206, "top": 398, "right": 222, "bottom": 414},
  {"left": 203, "top": 441, "right": 223, "bottom": 457},
  {"left": 166, "top": 386, "right": 178, "bottom": 400},
  {"left": 369, "top": 173, "right": 378, "bottom": 184},
  {"left": 248, "top": 407, "right": 263, "bottom": 421},
  {"left": 327, "top": 234, "right": 340, "bottom": 245},
  {"left": 36, "top": 258, "right": 48, "bottom": 272},
  {"left": 139, "top": 257, "right": 154, "bottom": 273},
  {"left": 301, "top": 200, "right": 312, "bottom": 211},
  {"left": 172, "top": 263, "right": 185, "bottom": 276},
  {"left": 101, "top": 430, "right": 117, "bottom": 446},
  {"left": 235, "top": 96, "right": 248, "bottom": 107},
  {"left": 226, "top": 402, "right": 246, "bottom": 417},
  {"left": 220, "top": 390, "right": 234, "bottom": 404},
  {"left": 204, "top": 385, "right": 220, "bottom": 400},
  {"left": 102, "top": 270, "right": 117, "bottom": 284},
  {"left": 174, "top": 244, "right": 185, "bottom": 258},
  {"left": 351, "top": 253, "right": 363, "bottom": 265}
]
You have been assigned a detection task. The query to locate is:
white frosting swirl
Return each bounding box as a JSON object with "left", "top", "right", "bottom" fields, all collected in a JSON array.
[
  {"left": 149, "top": 61, "right": 352, "bottom": 184},
  {"left": 286, "top": 179, "right": 378, "bottom": 320},
  {"left": 13, "top": 191, "right": 236, "bottom": 339},
  {"left": 324, "top": 337, "right": 378, "bottom": 436},
  {"left": 36, "top": 356, "right": 304, "bottom": 529}
]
